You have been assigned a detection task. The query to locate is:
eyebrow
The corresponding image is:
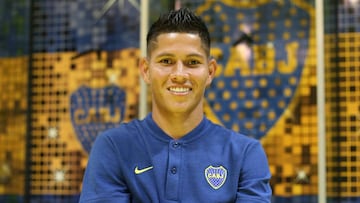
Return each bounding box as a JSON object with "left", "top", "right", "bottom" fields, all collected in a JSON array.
[
  {"left": 187, "top": 53, "right": 205, "bottom": 58},
  {"left": 155, "top": 53, "right": 205, "bottom": 58},
  {"left": 155, "top": 53, "right": 174, "bottom": 58}
]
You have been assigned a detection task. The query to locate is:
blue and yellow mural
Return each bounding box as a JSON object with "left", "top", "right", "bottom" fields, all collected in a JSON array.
[{"left": 0, "top": 0, "right": 360, "bottom": 202}]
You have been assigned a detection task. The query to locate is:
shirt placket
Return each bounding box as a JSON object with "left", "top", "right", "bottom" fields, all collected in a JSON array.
[{"left": 165, "top": 140, "right": 182, "bottom": 200}]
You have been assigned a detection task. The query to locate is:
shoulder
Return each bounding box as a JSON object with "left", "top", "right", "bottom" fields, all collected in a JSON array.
[
  {"left": 208, "top": 120, "right": 258, "bottom": 144},
  {"left": 93, "top": 119, "right": 143, "bottom": 148},
  {"left": 205, "top": 120, "right": 263, "bottom": 152},
  {"left": 104, "top": 119, "right": 141, "bottom": 137}
]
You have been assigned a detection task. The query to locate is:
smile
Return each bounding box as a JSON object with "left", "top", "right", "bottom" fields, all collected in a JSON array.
[{"left": 168, "top": 87, "right": 192, "bottom": 93}]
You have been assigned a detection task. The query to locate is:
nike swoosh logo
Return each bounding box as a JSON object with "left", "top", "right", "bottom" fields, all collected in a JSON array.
[{"left": 134, "top": 166, "right": 154, "bottom": 174}]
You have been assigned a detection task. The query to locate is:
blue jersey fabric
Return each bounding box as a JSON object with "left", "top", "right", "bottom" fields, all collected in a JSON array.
[{"left": 79, "top": 113, "right": 272, "bottom": 203}]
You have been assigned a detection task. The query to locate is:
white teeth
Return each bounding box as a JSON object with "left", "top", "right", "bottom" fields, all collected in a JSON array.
[{"left": 169, "top": 87, "right": 190, "bottom": 93}]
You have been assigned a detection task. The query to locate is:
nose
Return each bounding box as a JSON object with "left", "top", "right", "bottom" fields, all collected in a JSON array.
[{"left": 170, "top": 61, "right": 188, "bottom": 83}]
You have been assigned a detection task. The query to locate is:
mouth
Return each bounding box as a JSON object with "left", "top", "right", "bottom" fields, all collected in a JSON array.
[{"left": 168, "top": 86, "right": 192, "bottom": 94}]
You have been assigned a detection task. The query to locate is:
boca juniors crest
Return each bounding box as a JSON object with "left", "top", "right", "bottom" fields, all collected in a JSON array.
[
  {"left": 67, "top": 0, "right": 139, "bottom": 153},
  {"left": 205, "top": 165, "right": 228, "bottom": 189},
  {"left": 199, "top": 0, "right": 312, "bottom": 139},
  {"left": 70, "top": 85, "right": 126, "bottom": 153}
]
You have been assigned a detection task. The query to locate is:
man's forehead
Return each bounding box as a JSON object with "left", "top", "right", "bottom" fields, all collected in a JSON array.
[{"left": 148, "top": 32, "right": 208, "bottom": 56}]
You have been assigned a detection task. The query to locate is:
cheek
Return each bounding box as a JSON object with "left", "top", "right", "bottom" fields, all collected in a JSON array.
[
  {"left": 148, "top": 70, "right": 167, "bottom": 86},
  {"left": 151, "top": 67, "right": 171, "bottom": 79},
  {"left": 200, "top": 70, "right": 213, "bottom": 85}
]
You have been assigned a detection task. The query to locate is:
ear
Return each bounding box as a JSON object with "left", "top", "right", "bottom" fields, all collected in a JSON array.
[
  {"left": 139, "top": 57, "right": 151, "bottom": 84},
  {"left": 206, "top": 58, "right": 217, "bottom": 87}
]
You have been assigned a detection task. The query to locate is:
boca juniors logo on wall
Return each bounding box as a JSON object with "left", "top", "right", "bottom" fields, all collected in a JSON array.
[
  {"left": 68, "top": 0, "right": 140, "bottom": 153},
  {"left": 199, "top": 0, "right": 312, "bottom": 139},
  {"left": 70, "top": 85, "right": 126, "bottom": 153}
]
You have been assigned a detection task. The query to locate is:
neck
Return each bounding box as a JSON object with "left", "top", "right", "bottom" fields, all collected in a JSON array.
[{"left": 151, "top": 108, "right": 204, "bottom": 140}]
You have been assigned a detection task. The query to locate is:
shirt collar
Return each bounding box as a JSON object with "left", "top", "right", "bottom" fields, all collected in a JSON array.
[{"left": 143, "top": 113, "right": 210, "bottom": 143}]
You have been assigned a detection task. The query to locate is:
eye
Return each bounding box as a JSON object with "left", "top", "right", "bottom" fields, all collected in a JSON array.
[
  {"left": 160, "top": 58, "right": 173, "bottom": 65},
  {"left": 187, "top": 59, "right": 201, "bottom": 66}
]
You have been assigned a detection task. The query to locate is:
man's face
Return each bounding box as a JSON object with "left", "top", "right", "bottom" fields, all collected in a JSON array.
[{"left": 140, "top": 32, "right": 216, "bottom": 115}]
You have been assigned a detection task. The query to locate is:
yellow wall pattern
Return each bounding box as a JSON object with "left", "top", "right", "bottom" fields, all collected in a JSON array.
[
  {"left": 0, "top": 57, "right": 28, "bottom": 195},
  {"left": 28, "top": 49, "right": 140, "bottom": 195},
  {"left": 325, "top": 32, "right": 360, "bottom": 197}
]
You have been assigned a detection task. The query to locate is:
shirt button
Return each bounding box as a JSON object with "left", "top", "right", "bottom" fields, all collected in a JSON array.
[
  {"left": 171, "top": 167, "right": 177, "bottom": 174},
  {"left": 172, "top": 142, "right": 180, "bottom": 148}
]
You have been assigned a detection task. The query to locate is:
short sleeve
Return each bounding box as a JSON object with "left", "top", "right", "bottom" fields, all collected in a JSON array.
[
  {"left": 79, "top": 132, "right": 131, "bottom": 203},
  {"left": 236, "top": 141, "right": 272, "bottom": 202}
]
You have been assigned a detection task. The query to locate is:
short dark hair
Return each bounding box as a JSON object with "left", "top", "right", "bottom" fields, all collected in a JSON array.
[{"left": 146, "top": 7, "right": 211, "bottom": 57}]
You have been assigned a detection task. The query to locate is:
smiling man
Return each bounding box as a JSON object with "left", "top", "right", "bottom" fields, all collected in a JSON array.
[{"left": 79, "top": 8, "right": 272, "bottom": 203}]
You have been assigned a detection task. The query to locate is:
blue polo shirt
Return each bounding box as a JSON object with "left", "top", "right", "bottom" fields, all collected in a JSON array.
[{"left": 79, "top": 113, "right": 272, "bottom": 202}]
